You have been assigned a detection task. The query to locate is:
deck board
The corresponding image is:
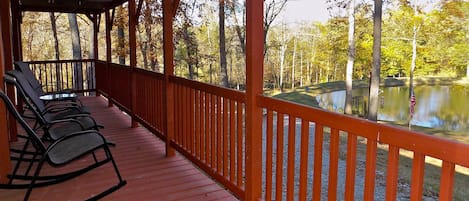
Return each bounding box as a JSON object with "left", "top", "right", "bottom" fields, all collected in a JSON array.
[{"left": 0, "top": 96, "right": 239, "bottom": 201}]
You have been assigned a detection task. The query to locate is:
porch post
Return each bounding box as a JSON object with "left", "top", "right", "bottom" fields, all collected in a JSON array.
[
  {"left": 0, "top": 3, "right": 11, "bottom": 184},
  {"left": 92, "top": 14, "right": 99, "bottom": 96},
  {"left": 105, "top": 9, "right": 113, "bottom": 107},
  {"left": 129, "top": 0, "right": 138, "bottom": 128},
  {"left": 92, "top": 14, "right": 98, "bottom": 60},
  {"left": 245, "top": 0, "right": 263, "bottom": 200},
  {"left": 10, "top": 0, "right": 21, "bottom": 61},
  {"left": 162, "top": 0, "right": 177, "bottom": 157},
  {"left": 1, "top": 0, "right": 17, "bottom": 141}
]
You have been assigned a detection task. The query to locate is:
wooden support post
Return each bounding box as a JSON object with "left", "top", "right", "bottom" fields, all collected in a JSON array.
[
  {"left": 11, "top": 0, "right": 21, "bottom": 61},
  {"left": 92, "top": 14, "right": 99, "bottom": 96},
  {"left": 129, "top": 0, "right": 138, "bottom": 128},
  {"left": 0, "top": 3, "right": 11, "bottom": 184},
  {"left": 10, "top": 1, "right": 23, "bottom": 116},
  {"left": 245, "top": 0, "right": 264, "bottom": 200},
  {"left": 105, "top": 10, "right": 113, "bottom": 107},
  {"left": 163, "top": 0, "right": 177, "bottom": 157},
  {"left": 1, "top": 0, "right": 17, "bottom": 142}
]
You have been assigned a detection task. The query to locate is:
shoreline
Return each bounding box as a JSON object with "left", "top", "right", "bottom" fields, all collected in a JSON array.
[{"left": 268, "top": 77, "right": 469, "bottom": 143}]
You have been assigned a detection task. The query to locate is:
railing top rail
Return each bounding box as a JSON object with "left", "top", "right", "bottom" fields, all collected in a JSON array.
[
  {"left": 108, "top": 63, "right": 131, "bottom": 69},
  {"left": 259, "top": 95, "right": 379, "bottom": 138},
  {"left": 134, "top": 68, "right": 165, "bottom": 80},
  {"left": 380, "top": 125, "right": 469, "bottom": 167},
  {"left": 26, "top": 59, "right": 95, "bottom": 64},
  {"left": 170, "top": 76, "right": 246, "bottom": 102}
]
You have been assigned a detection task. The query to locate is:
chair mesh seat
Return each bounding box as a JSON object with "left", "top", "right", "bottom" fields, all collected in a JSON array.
[
  {"left": 48, "top": 132, "right": 105, "bottom": 165},
  {"left": 46, "top": 107, "right": 90, "bottom": 121},
  {"left": 48, "top": 122, "right": 85, "bottom": 140}
]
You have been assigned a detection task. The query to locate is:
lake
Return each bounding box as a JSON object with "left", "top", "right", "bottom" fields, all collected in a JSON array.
[{"left": 315, "top": 85, "right": 469, "bottom": 133}]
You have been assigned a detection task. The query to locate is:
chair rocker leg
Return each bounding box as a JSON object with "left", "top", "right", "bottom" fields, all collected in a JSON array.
[
  {"left": 9, "top": 139, "right": 32, "bottom": 185},
  {"left": 84, "top": 146, "right": 126, "bottom": 201},
  {"left": 0, "top": 158, "right": 111, "bottom": 190}
]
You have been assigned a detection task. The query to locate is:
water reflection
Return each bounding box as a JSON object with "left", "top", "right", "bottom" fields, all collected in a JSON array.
[{"left": 316, "top": 85, "right": 469, "bottom": 132}]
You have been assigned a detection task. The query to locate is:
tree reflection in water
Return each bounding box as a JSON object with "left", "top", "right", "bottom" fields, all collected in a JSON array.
[{"left": 316, "top": 85, "right": 469, "bottom": 132}]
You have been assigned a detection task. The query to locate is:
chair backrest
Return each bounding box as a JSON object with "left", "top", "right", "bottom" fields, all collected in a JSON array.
[
  {"left": 0, "top": 90, "right": 46, "bottom": 153},
  {"left": 4, "top": 74, "right": 49, "bottom": 126},
  {"left": 14, "top": 61, "right": 44, "bottom": 96},
  {"left": 6, "top": 70, "right": 48, "bottom": 115}
]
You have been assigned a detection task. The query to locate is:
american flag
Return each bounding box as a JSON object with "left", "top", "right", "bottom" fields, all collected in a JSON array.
[{"left": 409, "top": 93, "right": 416, "bottom": 118}]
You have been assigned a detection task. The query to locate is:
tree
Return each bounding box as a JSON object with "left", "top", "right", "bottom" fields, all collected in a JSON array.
[
  {"left": 227, "top": 0, "right": 288, "bottom": 57},
  {"left": 219, "top": 0, "right": 229, "bottom": 87},
  {"left": 345, "top": 0, "right": 356, "bottom": 115},
  {"left": 264, "top": 0, "right": 289, "bottom": 55},
  {"left": 68, "top": 13, "right": 83, "bottom": 90},
  {"left": 50, "top": 12, "right": 62, "bottom": 90},
  {"left": 278, "top": 23, "right": 289, "bottom": 91},
  {"left": 407, "top": 0, "right": 424, "bottom": 100},
  {"left": 368, "top": 0, "right": 382, "bottom": 121},
  {"left": 117, "top": 6, "right": 126, "bottom": 64}
]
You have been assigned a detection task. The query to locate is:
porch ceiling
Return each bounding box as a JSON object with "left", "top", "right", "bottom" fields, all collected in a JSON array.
[{"left": 18, "top": 0, "right": 128, "bottom": 14}]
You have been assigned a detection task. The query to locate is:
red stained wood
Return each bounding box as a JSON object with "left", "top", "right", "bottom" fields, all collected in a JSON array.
[
  {"left": 312, "top": 124, "right": 324, "bottom": 201},
  {"left": 410, "top": 153, "right": 425, "bottom": 201},
  {"left": 0, "top": 16, "right": 11, "bottom": 183},
  {"left": 299, "top": 120, "right": 309, "bottom": 201},
  {"left": 344, "top": 134, "right": 357, "bottom": 201},
  {"left": 386, "top": 146, "right": 400, "bottom": 201},
  {"left": 275, "top": 113, "right": 284, "bottom": 201},
  {"left": 439, "top": 161, "right": 455, "bottom": 200},
  {"left": 328, "top": 128, "right": 339, "bottom": 201},
  {"left": 245, "top": 1, "right": 264, "bottom": 200},
  {"left": 286, "top": 116, "right": 296, "bottom": 201},
  {"left": 0, "top": 96, "right": 238, "bottom": 201}
]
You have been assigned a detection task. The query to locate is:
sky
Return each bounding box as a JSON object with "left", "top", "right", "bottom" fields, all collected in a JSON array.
[{"left": 279, "top": 0, "right": 330, "bottom": 24}]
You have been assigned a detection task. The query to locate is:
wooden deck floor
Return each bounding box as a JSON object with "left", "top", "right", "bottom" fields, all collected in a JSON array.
[{"left": 0, "top": 96, "right": 239, "bottom": 201}]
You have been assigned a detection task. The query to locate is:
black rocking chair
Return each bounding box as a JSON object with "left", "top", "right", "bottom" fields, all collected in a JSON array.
[{"left": 0, "top": 91, "right": 126, "bottom": 201}]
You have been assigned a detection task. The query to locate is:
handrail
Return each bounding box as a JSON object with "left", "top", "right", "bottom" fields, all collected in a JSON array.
[
  {"left": 26, "top": 59, "right": 95, "bottom": 64},
  {"left": 24, "top": 59, "right": 96, "bottom": 94},
  {"left": 170, "top": 76, "right": 246, "bottom": 102}
]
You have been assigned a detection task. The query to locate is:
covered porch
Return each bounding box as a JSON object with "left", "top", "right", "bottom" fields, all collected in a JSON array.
[
  {"left": 1, "top": 0, "right": 469, "bottom": 201},
  {"left": 0, "top": 96, "right": 238, "bottom": 201}
]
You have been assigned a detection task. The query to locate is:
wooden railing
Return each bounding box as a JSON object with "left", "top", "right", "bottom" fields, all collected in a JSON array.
[
  {"left": 170, "top": 76, "right": 247, "bottom": 199},
  {"left": 259, "top": 96, "right": 469, "bottom": 201},
  {"left": 134, "top": 69, "right": 165, "bottom": 137},
  {"left": 27, "top": 59, "right": 95, "bottom": 93},
  {"left": 95, "top": 61, "right": 132, "bottom": 112},
  {"left": 93, "top": 61, "right": 469, "bottom": 201}
]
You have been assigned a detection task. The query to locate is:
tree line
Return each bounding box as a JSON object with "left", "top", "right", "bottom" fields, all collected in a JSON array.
[{"left": 20, "top": 0, "right": 468, "bottom": 120}]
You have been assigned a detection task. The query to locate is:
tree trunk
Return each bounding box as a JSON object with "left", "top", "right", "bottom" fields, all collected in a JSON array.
[
  {"left": 68, "top": 13, "right": 83, "bottom": 90},
  {"left": 466, "top": 61, "right": 469, "bottom": 78},
  {"left": 228, "top": 1, "right": 245, "bottom": 55},
  {"left": 279, "top": 28, "right": 287, "bottom": 91},
  {"left": 182, "top": 25, "right": 196, "bottom": 79},
  {"left": 138, "top": 26, "right": 149, "bottom": 69},
  {"left": 300, "top": 51, "right": 303, "bottom": 87},
  {"left": 219, "top": 0, "right": 229, "bottom": 87},
  {"left": 291, "top": 38, "right": 296, "bottom": 89},
  {"left": 368, "top": 0, "right": 382, "bottom": 121},
  {"left": 50, "top": 12, "right": 62, "bottom": 90},
  {"left": 279, "top": 45, "right": 285, "bottom": 91},
  {"left": 345, "top": 0, "right": 356, "bottom": 115},
  {"left": 117, "top": 7, "right": 126, "bottom": 65},
  {"left": 143, "top": 0, "right": 159, "bottom": 72},
  {"left": 409, "top": 4, "right": 418, "bottom": 98}
]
